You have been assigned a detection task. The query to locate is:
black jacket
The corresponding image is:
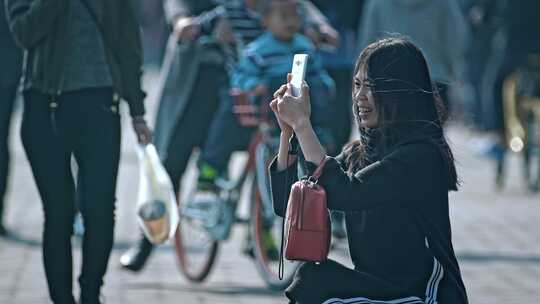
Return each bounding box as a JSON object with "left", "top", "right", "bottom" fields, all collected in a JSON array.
[
  {"left": 270, "top": 141, "right": 468, "bottom": 303},
  {"left": 0, "top": 3, "right": 22, "bottom": 87},
  {"left": 4, "top": 0, "right": 145, "bottom": 116}
]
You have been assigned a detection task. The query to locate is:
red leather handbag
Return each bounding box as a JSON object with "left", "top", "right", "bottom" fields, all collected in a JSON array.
[{"left": 279, "top": 156, "right": 331, "bottom": 278}]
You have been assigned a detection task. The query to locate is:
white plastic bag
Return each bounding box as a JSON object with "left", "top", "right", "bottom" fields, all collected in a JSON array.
[{"left": 136, "top": 144, "right": 179, "bottom": 244}]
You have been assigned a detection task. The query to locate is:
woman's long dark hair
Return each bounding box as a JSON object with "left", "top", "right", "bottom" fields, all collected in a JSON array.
[{"left": 342, "top": 37, "right": 458, "bottom": 191}]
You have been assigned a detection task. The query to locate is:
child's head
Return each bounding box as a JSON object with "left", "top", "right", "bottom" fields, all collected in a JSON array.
[{"left": 262, "top": 0, "right": 300, "bottom": 42}]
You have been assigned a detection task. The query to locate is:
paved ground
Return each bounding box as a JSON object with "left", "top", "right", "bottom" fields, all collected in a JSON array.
[{"left": 0, "top": 71, "right": 539, "bottom": 303}]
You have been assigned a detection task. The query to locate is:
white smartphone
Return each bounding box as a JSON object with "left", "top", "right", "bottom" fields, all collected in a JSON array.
[{"left": 290, "top": 54, "right": 309, "bottom": 97}]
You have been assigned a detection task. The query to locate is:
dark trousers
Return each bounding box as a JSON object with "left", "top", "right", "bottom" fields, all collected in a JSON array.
[
  {"left": 286, "top": 260, "right": 417, "bottom": 304},
  {"left": 0, "top": 83, "right": 18, "bottom": 226},
  {"left": 22, "top": 88, "right": 120, "bottom": 304},
  {"left": 162, "top": 65, "right": 226, "bottom": 192}
]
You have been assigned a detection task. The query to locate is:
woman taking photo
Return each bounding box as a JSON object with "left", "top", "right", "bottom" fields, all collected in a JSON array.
[{"left": 269, "top": 38, "right": 468, "bottom": 304}]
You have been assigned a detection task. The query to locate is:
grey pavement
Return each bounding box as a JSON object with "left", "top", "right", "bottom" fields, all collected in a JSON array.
[{"left": 0, "top": 71, "right": 539, "bottom": 303}]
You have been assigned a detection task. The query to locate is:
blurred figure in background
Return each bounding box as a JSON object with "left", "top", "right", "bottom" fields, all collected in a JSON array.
[
  {"left": 196, "top": 0, "right": 335, "bottom": 194},
  {"left": 133, "top": 0, "right": 169, "bottom": 67},
  {"left": 476, "top": 0, "right": 540, "bottom": 181},
  {"left": 120, "top": 0, "right": 338, "bottom": 273},
  {"left": 119, "top": 0, "right": 229, "bottom": 272},
  {"left": 0, "top": 3, "right": 22, "bottom": 236},
  {"left": 461, "top": 0, "right": 505, "bottom": 128},
  {"left": 309, "top": 0, "right": 365, "bottom": 240},
  {"left": 358, "top": 0, "right": 469, "bottom": 115},
  {"left": 311, "top": 0, "right": 364, "bottom": 152}
]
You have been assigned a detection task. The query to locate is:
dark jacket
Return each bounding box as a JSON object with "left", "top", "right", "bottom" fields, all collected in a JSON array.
[
  {"left": 270, "top": 141, "right": 468, "bottom": 303},
  {"left": 0, "top": 3, "right": 22, "bottom": 87},
  {"left": 4, "top": 0, "right": 145, "bottom": 116}
]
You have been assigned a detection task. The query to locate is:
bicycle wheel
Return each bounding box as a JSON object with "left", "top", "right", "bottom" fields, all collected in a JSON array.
[
  {"left": 173, "top": 162, "right": 220, "bottom": 282},
  {"left": 249, "top": 143, "right": 299, "bottom": 290}
]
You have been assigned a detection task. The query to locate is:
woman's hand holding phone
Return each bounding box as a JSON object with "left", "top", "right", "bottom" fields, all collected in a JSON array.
[{"left": 270, "top": 73, "right": 312, "bottom": 134}]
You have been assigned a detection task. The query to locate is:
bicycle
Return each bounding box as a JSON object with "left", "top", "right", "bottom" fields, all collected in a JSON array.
[
  {"left": 500, "top": 53, "right": 540, "bottom": 192},
  {"left": 172, "top": 90, "right": 300, "bottom": 290}
]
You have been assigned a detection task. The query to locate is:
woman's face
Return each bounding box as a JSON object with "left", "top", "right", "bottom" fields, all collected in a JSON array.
[{"left": 353, "top": 68, "right": 378, "bottom": 128}]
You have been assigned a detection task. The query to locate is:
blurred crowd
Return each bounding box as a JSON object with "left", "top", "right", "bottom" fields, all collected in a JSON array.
[{"left": 1, "top": 0, "right": 539, "bottom": 302}]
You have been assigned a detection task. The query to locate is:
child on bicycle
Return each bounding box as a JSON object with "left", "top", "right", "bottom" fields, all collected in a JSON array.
[{"left": 197, "top": 0, "right": 335, "bottom": 190}]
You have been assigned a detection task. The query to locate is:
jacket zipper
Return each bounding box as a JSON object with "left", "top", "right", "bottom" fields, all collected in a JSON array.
[{"left": 49, "top": 1, "right": 69, "bottom": 135}]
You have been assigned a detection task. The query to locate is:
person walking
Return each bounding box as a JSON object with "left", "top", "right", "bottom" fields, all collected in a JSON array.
[
  {"left": 0, "top": 2, "right": 22, "bottom": 236},
  {"left": 269, "top": 37, "right": 468, "bottom": 304},
  {"left": 4, "top": 0, "right": 152, "bottom": 303}
]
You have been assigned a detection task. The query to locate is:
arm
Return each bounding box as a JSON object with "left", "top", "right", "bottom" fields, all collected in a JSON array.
[
  {"left": 5, "top": 0, "right": 68, "bottom": 48},
  {"left": 120, "top": 0, "right": 146, "bottom": 117},
  {"left": 300, "top": 0, "right": 339, "bottom": 47},
  {"left": 317, "top": 143, "right": 443, "bottom": 212},
  {"left": 272, "top": 75, "right": 326, "bottom": 165},
  {"left": 268, "top": 154, "right": 298, "bottom": 217}
]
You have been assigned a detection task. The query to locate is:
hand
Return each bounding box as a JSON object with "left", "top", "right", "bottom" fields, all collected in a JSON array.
[
  {"left": 270, "top": 74, "right": 311, "bottom": 133},
  {"left": 319, "top": 24, "right": 339, "bottom": 47},
  {"left": 174, "top": 17, "right": 200, "bottom": 42},
  {"left": 304, "top": 26, "right": 323, "bottom": 47},
  {"left": 304, "top": 25, "right": 339, "bottom": 48},
  {"left": 214, "top": 18, "right": 235, "bottom": 44},
  {"left": 132, "top": 116, "right": 153, "bottom": 145}
]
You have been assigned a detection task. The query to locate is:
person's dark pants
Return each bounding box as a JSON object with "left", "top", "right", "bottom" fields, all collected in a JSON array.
[
  {"left": 0, "top": 83, "right": 18, "bottom": 229},
  {"left": 133, "top": 65, "right": 227, "bottom": 259},
  {"left": 22, "top": 88, "right": 120, "bottom": 304},
  {"left": 161, "top": 65, "right": 227, "bottom": 192},
  {"left": 286, "top": 259, "right": 414, "bottom": 304},
  {"left": 481, "top": 48, "right": 532, "bottom": 133},
  {"left": 464, "top": 29, "right": 495, "bottom": 127},
  {"left": 199, "top": 88, "right": 254, "bottom": 173},
  {"left": 200, "top": 81, "right": 334, "bottom": 173}
]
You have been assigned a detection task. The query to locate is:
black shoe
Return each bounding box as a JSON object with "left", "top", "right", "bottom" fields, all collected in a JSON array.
[{"left": 119, "top": 236, "right": 153, "bottom": 272}]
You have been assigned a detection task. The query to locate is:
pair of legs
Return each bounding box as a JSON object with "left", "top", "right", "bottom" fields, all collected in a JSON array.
[
  {"left": 0, "top": 83, "right": 18, "bottom": 235},
  {"left": 22, "top": 88, "right": 120, "bottom": 304},
  {"left": 286, "top": 259, "right": 423, "bottom": 304},
  {"left": 121, "top": 64, "right": 227, "bottom": 271}
]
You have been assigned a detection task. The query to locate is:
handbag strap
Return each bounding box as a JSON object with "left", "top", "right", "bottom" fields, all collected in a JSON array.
[
  {"left": 278, "top": 133, "right": 299, "bottom": 280},
  {"left": 278, "top": 136, "right": 329, "bottom": 279},
  {"left": 311, "top": 156, "right": 329, "bottom": 181}
]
